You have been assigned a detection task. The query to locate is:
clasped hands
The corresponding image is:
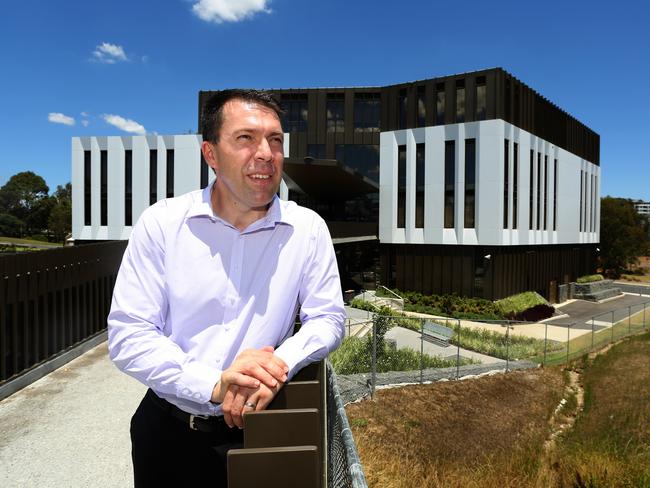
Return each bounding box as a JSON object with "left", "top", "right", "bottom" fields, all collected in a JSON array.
[{"left": 211, "top": 346, "right": 288, "bottom": 429}]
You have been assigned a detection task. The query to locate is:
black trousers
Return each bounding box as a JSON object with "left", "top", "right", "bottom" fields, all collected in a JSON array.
[{"left": 130, "top": 390, "right": 244, "bottom": 487}]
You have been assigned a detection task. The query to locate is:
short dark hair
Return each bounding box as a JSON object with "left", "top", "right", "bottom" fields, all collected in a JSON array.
[{"left": 200, "top": 89, "right": 284, "bottom": 144}]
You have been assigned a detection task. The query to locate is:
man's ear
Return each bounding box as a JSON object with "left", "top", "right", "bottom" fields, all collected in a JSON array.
[{"left": 201, "top": 140, "right": 218, "bottom": 174}]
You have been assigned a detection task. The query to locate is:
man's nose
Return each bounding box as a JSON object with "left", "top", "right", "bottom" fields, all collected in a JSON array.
[{"left": 255, "top": 137, "right": 273, "bottom": 161}]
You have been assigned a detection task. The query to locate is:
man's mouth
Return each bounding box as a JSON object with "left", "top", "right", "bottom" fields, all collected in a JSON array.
[{"left": 250, "top": 174, "right": 271, "bottom": 180}]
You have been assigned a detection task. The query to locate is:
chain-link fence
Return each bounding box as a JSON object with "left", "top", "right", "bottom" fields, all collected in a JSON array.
[
  {"left": 336, "top": 299, "right": 650, "bottom": 400},
  {"left": 327, "top": 362, "right": 368, "bottom": 488}
]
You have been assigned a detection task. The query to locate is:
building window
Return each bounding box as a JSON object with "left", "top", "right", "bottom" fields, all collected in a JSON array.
[
  {"left": 513, "top": 142, "right": 518, "bottom": 229},
  {"left": 84, "top": 150, "right": 91, "bottom": 226},
  {"left": 326, "top": 93, "right": 345, "bottom": 133},
  {"left": 504, "top": 139, "right": 509, "bottom": 228},
  {"left": 335, "top": 144, "right": 380, "bottom": 182},
  {"left": 353, "top": 93, "right": 380, "bottom": 132},
  {"left": 543, "top": 155, "right": 548, "bottom": 230},
  {"left": 436, "top": 83, "right": 445, "bottom": 125},
  {"left": 397, "top": 145, "right": 406, "bottom": 228},
  {"left": 125, "top": 150, "right": 132, "bottom": 226},
  {"left": 536, "top": 152, "right": 541, "bottom": 230},
  {"left": 281, "top": 94, "right": 308, "bottom": 132},
  {"left": 149, "top": 150, "right": 157, "bottom": 205},
  {"left": 475, "top": 76, "right": 486, "bottom": 121},
  {"left": 465, "top": 139, "right": 476, "bottom": 229},
  {"left": 307, "top": 144, "right": 326, "bottom": 159},
  {"left": 398, "top": 89, "right": 407, "bottom": 129},
  {"left": 591, "top": 174, "right": 597, "bottom": 232},
  {"left": 166, "top": 149, "right": 174, "bottom": 198},
  {"left": 529, "top": 149, "right": 534, "bottom": 230},
  {"left": 416, "top": 143, "right": 425, "bottom": 228},
  {"left": 455, "top": 80, "right": 465, "bottom": 123},
  {"left": 416, "top": 86, "right": 426, "bottom": 127},
  {"left": 100, "top": 150, "right": 107, "bottom": 226},
  {"left": 444, "top": 141, "right": 455, "bottom": 228},
  {"left": 553, "top": 159, "right": 558, "bottom": 231},
  {"left": 593, "top": 175, "right": 598, "bottom": 231},
  {"left": 579, "top": 170, "right": 584, "bottom": 232}
]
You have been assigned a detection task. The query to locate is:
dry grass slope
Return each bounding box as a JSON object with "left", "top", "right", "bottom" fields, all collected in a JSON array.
[{"left": 346, "top": 368, "right": 565, "bottom": 488}]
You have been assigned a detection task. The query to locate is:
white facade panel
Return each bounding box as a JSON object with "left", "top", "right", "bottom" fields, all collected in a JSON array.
[{"left": 380, "top": 120, "right": 600, "bottom": 246}]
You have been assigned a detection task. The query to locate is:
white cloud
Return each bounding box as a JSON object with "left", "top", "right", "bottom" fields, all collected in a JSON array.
[
  {"left": 81, "top": 120, "right": 90, "bottom": 127},
  {"left": 192, "top": 0, "right": 271, "bottom": 23},
  {"left": 102, "top": 114, "right": 146, "bottom": 135},
  {"left": 80, "top": 111, "right": 89, "bottom": 117},
  {"left": 92, "top": 42, "right": 128, "bottom": 64},
  {"left": 48, "top": 112, "right": 75, "bottom": 126}
]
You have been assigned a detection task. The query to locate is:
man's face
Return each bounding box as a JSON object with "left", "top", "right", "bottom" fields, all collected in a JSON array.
[{"left": 203, "top": 98, "right": 284, "bottom": 218}]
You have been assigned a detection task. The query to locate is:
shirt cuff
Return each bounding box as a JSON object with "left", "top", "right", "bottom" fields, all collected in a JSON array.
[{"left": 177, "top": 360, "right": 222, "bottom": 406}]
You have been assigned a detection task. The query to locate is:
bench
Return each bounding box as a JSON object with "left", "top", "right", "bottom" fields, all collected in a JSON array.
[{"left": 422, "top": 321, "right": 455, "bottom": 346}]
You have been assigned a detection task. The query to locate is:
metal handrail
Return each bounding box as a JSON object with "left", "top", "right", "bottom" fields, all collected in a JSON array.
[{"left": 376, "top": 285, "right": 404, "bottom": 301}]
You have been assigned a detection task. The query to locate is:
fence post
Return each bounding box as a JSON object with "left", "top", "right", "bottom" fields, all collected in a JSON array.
[
  {"left": 370, "top": 315, "right": 377, "bottom": 400},
  {"left": 591, "top": 317, "right": 595, "bottom": 351},
  {"left": 566, "top": 323, "right": 570, "bottom": 364},
  {"left": 628, "top": 305, "right": 632, "bottom": 335},
  {"left": 644, "top": 303, "right": 647, "bottom": 329},
  {"left": 420, "top": 318, "right": 424, "bottom": 384},
  {"left": 505, "top": 324, "right": 510, "bottom": 373},
  {"left": 543, "top": 322, "right": 548, "bottom": 366},
  {"left": 611, "top": 310, "right": 615, "bottom": 344},
  {"left": 456, "top": 319, "right": 461, "bottom": 380}
]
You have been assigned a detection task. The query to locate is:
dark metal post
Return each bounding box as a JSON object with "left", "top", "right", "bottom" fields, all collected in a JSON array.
[
  {"left": 566, "top": 323, "right": 570, "bottom": 364},
  {"left": 505, "top": 324, "right": 510, "bottom": 373},
  {"left": 456, "top": 319, "right": 461, "bottom": 380},
  {"left": 543, "top": 322, "right": 548, "bottom": 366},
  {"left": 371, "top": 316, "right": 377, "bottom": 399},
  {"left": 611, "top": 310, "right": 615, "bottom": 343},
  {"left": 420, "top": 318, "right": 424, "bottom": 384},
  {"left": 591, "top": 317, "right": 595, "bottom": 351},
  {"left": 628, "top": 305, "right": 632, "bottom": 335}
]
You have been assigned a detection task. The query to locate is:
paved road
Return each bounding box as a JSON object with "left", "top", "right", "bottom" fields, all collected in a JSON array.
[
  {"left": 0, "top": 343, "right": 145, "bottom": 488},
  {"left": 546, "top": 294, "right": 650, "bottom": 330}
]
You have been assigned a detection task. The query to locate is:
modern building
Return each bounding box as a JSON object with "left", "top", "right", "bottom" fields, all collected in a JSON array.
[
  {"left": 634, "top": 200, "right": 650, "bottom": 217},
  {"left": 73, "top": 68, "right": 600, "bottom": 300}
]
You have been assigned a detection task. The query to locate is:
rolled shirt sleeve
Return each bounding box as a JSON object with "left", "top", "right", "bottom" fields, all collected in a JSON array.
[{"left": 274, "top": 218, "right": 346, "bottom": 379}]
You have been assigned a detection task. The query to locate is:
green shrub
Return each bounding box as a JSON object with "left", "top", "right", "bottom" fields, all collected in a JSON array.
[
  {"left": 349, "top": 298, "right": 379, "bottom": 312},
  {"left": 576, "top": 274, "right": 604, "bottom": 283},
  {"left": 451, "top": 327, "right": 563, "bottom": 360}
]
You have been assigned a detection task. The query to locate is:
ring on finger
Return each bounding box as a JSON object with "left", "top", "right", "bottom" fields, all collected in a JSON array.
[{"left": 244, "top": 401, "right": 256, "bottom": 409}]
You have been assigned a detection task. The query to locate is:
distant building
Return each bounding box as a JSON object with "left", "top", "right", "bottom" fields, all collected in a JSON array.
[
  {"left": 73, "top": 68, "right": 600, "bottom": 300},
  {"left": 633, "top": 200, "right": 650, "bottom": 217}
]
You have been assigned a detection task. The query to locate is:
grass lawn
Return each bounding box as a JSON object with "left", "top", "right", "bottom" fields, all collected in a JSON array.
[
  {"left": 549, "top": 332, "right": 650, "bottom": 487},
  {"left": 0, "top": 236, "right": 63, "bottom": 247}
]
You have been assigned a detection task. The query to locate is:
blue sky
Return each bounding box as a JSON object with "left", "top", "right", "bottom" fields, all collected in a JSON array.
[{"left": 0, "top": 0, "right": 648, "bottom": 199}]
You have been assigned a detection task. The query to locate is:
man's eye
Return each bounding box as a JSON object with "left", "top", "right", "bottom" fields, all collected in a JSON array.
[{"left": 238, "top": 134, "right": 252, "bottom": 141}]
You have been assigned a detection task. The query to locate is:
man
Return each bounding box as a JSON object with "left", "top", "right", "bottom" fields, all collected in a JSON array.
[{"left": 107, "top": 89, "right": 345, "bottom": 486}]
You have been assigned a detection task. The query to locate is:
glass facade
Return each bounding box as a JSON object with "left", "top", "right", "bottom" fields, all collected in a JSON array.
[
  {"left": 326, "top": 94, "right": 345, "bottom": 133},
  {"left": 415, "top": 143, "right": 425, "bottom": 228},
  {"left": 149, "top": 150, "right": 157, "bottom": 205},
  {"left": 334, "top": 144, "right": 379, "bottom": 182},
  {"left": 504, "top": 139, "right": 509, "bottom": 228},
  {"left": 100, "top": 150, "right": 107, "bottom": 226},
  {"left": 529, "top": 149, "right": 534, "bottom": 230},
  {"left": 475, "top": 77, "right": 486, "bottom": 120},
  {"left": 353, "top": 93, "right": 380, "bottom": 132},
  {"left": 281, "top": 94, "right": 308, "bottom": 132},
  {"left": 543, "top": 155, "right": 548, "bottom": 230},
  {"left": 465, "top": 139, "right": 476, "bottom": 228},
  {"left": 307, "top": 144, "right": 326, "bottom": 159},
  {"left": 444, "top": 141, "right": 455, "bottom": 228},
  {"left": 455, "top": 80, "right": 465, "bottom": 123},
  {"left": 397, "top": 145, "right": 406, "bottom": 228},
  {"left": 84, "top": 150, "right": 91, "bottom": 226},
  {"left": 513, "top": 143, "right": 518, "bottom": 229},
  {"left": 166, "top": 149, "right": 174, "bottom": 198},
  {"left": 416, "top": 86, "right": 426, "bottom": 127},
  {"left": 553, "top": 159, "right": 558, "bottom": 231},
  {"left": 125, "top": 150, "right": 132, "bottom": 226},
  {"left": 398, "top": 89, "right": 407, "bottom": 130},
  {"left": 436, "top": 83, "right": 445, "bottom": 125},
  {"left": 536, "top": 152, "right": 541, "bottom": 230}
]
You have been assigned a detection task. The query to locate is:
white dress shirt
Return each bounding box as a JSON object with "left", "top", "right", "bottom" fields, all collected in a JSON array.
[{"left": 107, "top": 184, "right": 345, "bottom": 416}]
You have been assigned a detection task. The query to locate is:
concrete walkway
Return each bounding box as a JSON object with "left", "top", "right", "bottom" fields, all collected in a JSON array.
[{"left": 0, "top": 343, "right": 145, "bottom": 488}]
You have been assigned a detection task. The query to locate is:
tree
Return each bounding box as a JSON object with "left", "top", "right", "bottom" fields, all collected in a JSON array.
[
  {"left": 48, "top": 183, "right": 72, "bottom": 242},
  {"left": 0, "top": 171, "right": 50, "bottom": 236},
  {"left": 599, "top": 197, "right": 650, "bottom": 277}
]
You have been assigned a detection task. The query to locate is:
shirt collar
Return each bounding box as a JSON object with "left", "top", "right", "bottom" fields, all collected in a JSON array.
[{"left": 186, "top": 182, "right": 293, "bottom": 230}]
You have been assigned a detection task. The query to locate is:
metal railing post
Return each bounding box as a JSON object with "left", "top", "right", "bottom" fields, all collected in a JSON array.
[
  {"left": 611, "top": 310, "right": 615, "bottom": 343},
  {"left": 644, "top": 302, "right": 647, "bottom": 329},
  {"left": 420, "top": 318, "right": 424, "bottom": 384},
  {"left": 566, "top": 323, "right": 570, "bottom": 364},
  {"left": 370, "top": 316, "right": 377, "bottom": 399},
  {"left": 543, "top": 322, "right": 548, "bottom": 366},
  {"left": 456, "top": 319, "right": 461, "bottom": 380},
  {"left": 505, "top": 324, "right": 510, "bottom": 373},
  {"left": 591, "top": 317, "right": 595, "bottom": 351},
  {"left": 628, "top": 305, "right": 632, "bottom": 335}
]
